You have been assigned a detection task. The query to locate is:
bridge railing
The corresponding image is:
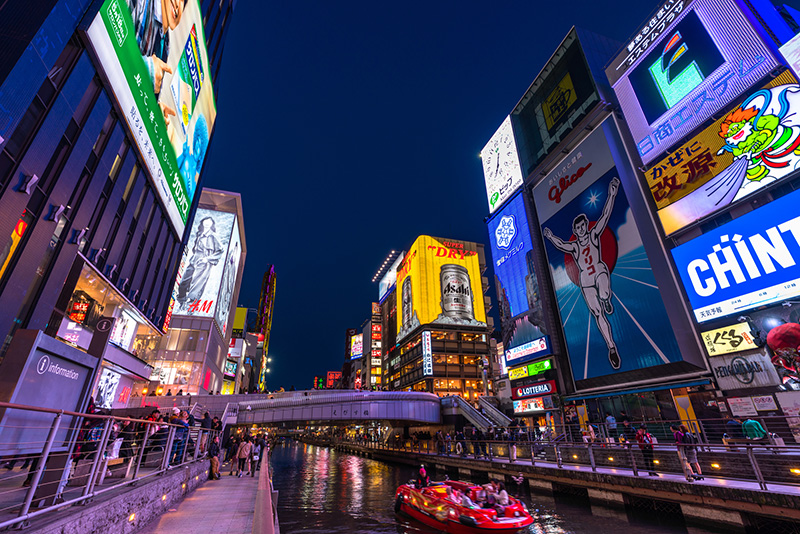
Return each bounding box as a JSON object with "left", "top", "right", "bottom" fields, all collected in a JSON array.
[
  {"left": 0, "top": 401, "right": 221, "bottom": 530},
  {"left": 338, "top": 433, "right": 800, "bottom": 491}
]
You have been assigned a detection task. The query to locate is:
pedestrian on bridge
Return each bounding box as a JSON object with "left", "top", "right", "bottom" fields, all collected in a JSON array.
[{"left": 636, "top": 425, "right": 657, "bottom": 476}]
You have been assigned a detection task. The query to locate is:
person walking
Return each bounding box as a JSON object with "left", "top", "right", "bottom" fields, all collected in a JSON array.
[
  {"left": 198, "top": 411, "right": 212, "bottom": 453},
  {"left": 208, "top": 436, "right": 221, "bottom": 480},
  {"left": 680, "top": 424, "right": 703, "bottom": 480},
  {"left": 250, "top": 440, "right": 261, "bottom": 478},
  {"left": 742, "top": 419, "right": 767, "bottom": 440},
  {"left": 236, "top": 437, "right": 253, "bottom": 478},
  {"left": 636, "top": 425, "right": 657, "bottom": 476}
]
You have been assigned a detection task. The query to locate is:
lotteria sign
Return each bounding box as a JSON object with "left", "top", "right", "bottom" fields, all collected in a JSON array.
[
  {"left": 504, "top": 336, "right": 550, "bottom": 366},
  {"left": 512, "top": 380, "right": 557, "bottom": 400},
  {"left": 607, "top": 0, "right": 778, "bottom": 165},
  {"left": 671, "top": 187, "right": 800, "bottom": 323}
]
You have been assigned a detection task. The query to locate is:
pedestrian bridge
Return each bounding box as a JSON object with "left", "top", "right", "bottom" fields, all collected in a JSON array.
[{"left": 235, "top": 390, "right": 442, "bottom": 425}]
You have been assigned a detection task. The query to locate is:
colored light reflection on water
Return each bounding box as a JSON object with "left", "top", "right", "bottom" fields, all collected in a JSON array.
[{"left": 270, "top": 441, "right": 716, "bottom": 534}]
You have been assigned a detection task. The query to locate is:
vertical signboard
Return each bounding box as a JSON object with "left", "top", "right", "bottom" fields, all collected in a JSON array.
[
  {"left": 532, "top": 121, "right": 681, "bottom": 382},
  {"left": 422, "top": 330, "right": 433, "bottom": 376},
  {"left": 607, "top": 0, "right": 779, "bottom": 165},
  {"left": 487, "top": 193, "right": 547, "bottom": 351},
  {"left": 481, "top": 116, "right": 524, "bottom": 213},
  {"left": 396, "top": 236, "right": 487, "bottom": 343},
  {"left": 86, "top": 0, "right": 217, "bottom": 236},
  {"left": 350, "top": 333, "right": 363, "bottom": 360},
  {"left": 215, "top": 217, "right": 241, "bottom": 335}
]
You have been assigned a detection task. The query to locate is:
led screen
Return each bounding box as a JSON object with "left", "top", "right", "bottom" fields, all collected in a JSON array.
[
  {"left": 350, "top": 334, "right": 363, "bottom": 360},
  {"left": 87, "top": 0, "right": 217, "bottom": 236},
  {"left": 223, "top": 360, "right": 237, "bottom": 378},
  {"left": 481, "top": 116, "right": 524, "bottom": 213},
  {"left": 607, "top": 0, "right": 778, "bottom": 165},
  {"left": 165, "top": 208, "right": 237, "bottom": 328},
  {"left": 644, "top": 71, "right": 800, "bottom": 235},
  {"left": 378, "top": 255, "right": 404, "bottom": 301},
  {"left": 670, "top": 186, "right": 800, "bottom": 323},
  {"left": 95, "top": 368, "right": 121, "bottom": 410},
  {"left": 532, "top": 121, "right": 681, "bottom": 381},
  {"left": 215, "top": 217, "right": 241, "bottom": 335},
  {"left": 396, "top": 236, "right": 487, "bottom": 343},
  {"left": 487, "top": 193, "right": 547, "bottom": 351}
]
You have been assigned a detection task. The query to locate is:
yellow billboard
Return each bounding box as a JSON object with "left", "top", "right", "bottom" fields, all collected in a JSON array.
[
  {"left": 396, "top": 236, "right": 487, "bottom": 342},
  {"left": 701, "top": 323, "right": 757, "bottom": 357}
]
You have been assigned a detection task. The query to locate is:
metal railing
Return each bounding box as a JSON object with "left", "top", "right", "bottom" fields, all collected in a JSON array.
[
  {"left": 477, "top": 396, "right": 512, "bottom": 427},
  {"left": 0, "top": 401, "right": 221, "bottom": 530},
  {"left": 334, "top": 428, "right": 800, "bottom": 492}
]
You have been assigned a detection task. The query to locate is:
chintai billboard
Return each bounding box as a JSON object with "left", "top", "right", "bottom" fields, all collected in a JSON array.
[{"left": 532, "top": 119, "right": 682, "bottom": 384}]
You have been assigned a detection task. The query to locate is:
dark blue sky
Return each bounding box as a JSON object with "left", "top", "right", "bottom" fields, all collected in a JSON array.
[{"left": 200, "top": 0, "right": 662, "bottom": 390}]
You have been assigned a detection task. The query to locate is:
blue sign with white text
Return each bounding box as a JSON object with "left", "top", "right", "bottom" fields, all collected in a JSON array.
[{"left": 671, "top": 188, "right": 800, "bottom": 323}]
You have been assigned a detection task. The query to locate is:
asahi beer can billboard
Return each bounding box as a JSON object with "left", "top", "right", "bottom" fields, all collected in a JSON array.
[{"left": 396, "top": 236, "right": 487, "bottom": 343}]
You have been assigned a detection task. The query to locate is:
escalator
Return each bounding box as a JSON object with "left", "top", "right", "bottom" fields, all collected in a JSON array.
[
  {"left": 441, "top": 396, "right": 493, "bottom": 431},
  {"left": 478, "top": 396, "right": 512, "bottom": 427}
]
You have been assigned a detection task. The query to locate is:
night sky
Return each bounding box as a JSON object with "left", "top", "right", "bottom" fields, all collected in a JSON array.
[{"left": 198, "top": 0, "right": 671, "bottom": 390}]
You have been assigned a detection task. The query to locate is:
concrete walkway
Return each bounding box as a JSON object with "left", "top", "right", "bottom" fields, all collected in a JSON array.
[{"left": 136, "top": 461, "right": 260, "bottom": 534}]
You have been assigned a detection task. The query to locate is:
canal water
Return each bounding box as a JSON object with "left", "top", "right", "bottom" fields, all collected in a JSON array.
[{"left": 270, "top": 441, "right": 719, "bottom": 534}]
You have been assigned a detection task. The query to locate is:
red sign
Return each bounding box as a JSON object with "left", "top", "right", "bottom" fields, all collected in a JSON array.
[
  {"left": 372, "top": 324, "right": 381, "bottom": 332},
  {"left": 326, "top": 371, "right": 342, "bottom": 388},
  {"left": 512, "top": 380, "right": 557, "bottom": 400}
]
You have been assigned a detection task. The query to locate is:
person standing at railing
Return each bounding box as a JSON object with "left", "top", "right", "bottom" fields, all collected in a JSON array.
[
  {"left": 742, "top": 419, "right": 768, "bottom": 440},
  {"left": 198, "top": 411, "right": 212, "bottom": 453},
  {"left": 636, "top": 425, "right": 657, "bottom": 476},
  {"left": 605, "top": 412, "right": 618, "bottom": 441}
]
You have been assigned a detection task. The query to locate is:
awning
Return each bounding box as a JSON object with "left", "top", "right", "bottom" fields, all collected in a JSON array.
[{"left": 562, "top": 379, "right": 711, "bottom": 402}]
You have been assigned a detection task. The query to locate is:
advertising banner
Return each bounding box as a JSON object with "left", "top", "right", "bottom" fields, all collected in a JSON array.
[
  {"left": 378, "top": 255, "right": 403, "bottom": 301},
  {"left": 422, "top": 330, "right": 432, "bottom": 376},
  {"left": 86, "top": 0, "right": 216, "bottom": 236},
  {"left": 227, "top": 338, "right": 244, "bottom": 360},
  {"left": 481, "top": 116, "right": 524, "bottom": 213},
  {"left": 701, "top": 323, "right": 757, "bottom": 357},
  {"left": 512, "top": 380, "right": 557, "bottom": 400},
  {"left": 533, "top": 122, "right": 681, "bottom": 381},
  {"left": 223, "top": 360, "right": 237, "bottom": 378},
  {"left": 776, "top": 391, "right": 800, "bottom": 442},
  {"left": 752, "top": 395, "right": 778, "bottom": 411},
  {"left": 645, "top": 72, "right": 800, "bottom": 235},
  {"left": 231, "top": 307, "right": 247, "bottom": 338},
  {"left": 504, "top": 336, "right": 551, "bottom": 367},
  {"left": 487, "top": 194, "right": 547, "bottom": 352},
  {"left": 167, "top": 208, "right": 237, "bottom": 326},
  {"left": 670, "top": 186, "right": 800, "bottom": 323},
  {"left": 350, "top": 333, "right": 363, "bottom": 360},
  {"left": 95, "top": 368, "right": 121, "bottom": 409},
  {"left": 326, "top": 371, "right": 342, "bottom": 388},
  {"left": 607, "top": 0, "right": 778, "bottom": 165},
  {"left": 508, "top": 366, "right": 529, "bottom": 381},
  {"left": 711, "top": 351, "right": 780, "bottom": 390},
  {"left": 214, "top": 217, "right": 241, "bottom": 335},
  {"left": 513, "top": 395, "right": 554, "bottom": 414},
  {"left": 396, "top": 236, "right": 487, "bottom": 342}
]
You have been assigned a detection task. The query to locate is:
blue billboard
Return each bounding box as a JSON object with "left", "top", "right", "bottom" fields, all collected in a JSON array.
[
  {"left": 671, "top": 187, "right": 800, "bottom": 323},
  {"left": 487, "top": 193, "right": 547, "bottom": 351},
  {"left": 532, "top": 122, "right": 682, "bottom": 381}
]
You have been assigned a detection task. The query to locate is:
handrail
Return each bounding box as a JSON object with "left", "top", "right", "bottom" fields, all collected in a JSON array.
[
  {"left": 442, "top": 396, "right": 492, "bottom": 431},
  {"left": 477, "top": 396, "right": 512, "bottom": 427}
]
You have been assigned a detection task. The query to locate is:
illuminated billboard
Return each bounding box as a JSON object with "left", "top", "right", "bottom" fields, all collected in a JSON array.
[
  {"left": 607, "top": 0, "right": 778, "bottom": 164},
  {"left": 378, "top": 255, "right": 404, "bottom": 301},
  {"left": 215, "top": 217, "right": 241, "bottom": 335},
  {"left": 511, "top": 380, "right": 557, "bottom": 400},
  {"left": 504, "top": 336, "right": 551, "bottom": 367},
  {"left": 513, "top": 395, "right": 554, "bottom": 414},
  {"left": 167, "top": 208, "right": 238, "bottom": 327},
  {"left": 481, "top": 116, "right": 524, "bottom": 213},
  {"left": 350, "top": 333, "right": 363, "bottom": 360},
  {"left": 396, "top": 236, "right": 487, "bottom": 342},
  {"left": 670, "top": 186, "right": 800, "bottom": 323},
  {"left": 223, "top": 360, "right": 237, "bottom": 378},
  {"left": 533, "top": 121, "right": 681, "bottom": 381},
  {"left": 227, "top": 338, "right": 244, "bottom": 359},
  {"left": 86, "top": 0, "right": 217, "bottom": 236},
  {"left": 644, "top": 71, "right": 800, "bottom": 235},
  {"left": 487, "top": 193, "right": 547, "bottom": 351},
  {"left": 326, "top": 371, "right": 342, "bottom": 388},
  {"left": 701, "top": 323, "right": 757, "bottom": 357}
]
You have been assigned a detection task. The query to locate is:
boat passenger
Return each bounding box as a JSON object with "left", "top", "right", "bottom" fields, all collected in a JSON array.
[
  {"left": 418, "top": 465, "right": 430, "bottom": 488},
  {"left": 494, "top": 482, "right": 510, "bottom": 515}
]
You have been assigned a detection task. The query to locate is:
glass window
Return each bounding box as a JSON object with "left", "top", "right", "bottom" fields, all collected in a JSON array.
[
  {"left": 445, "top": 354, "right": 460, "bottom": 364},
  {"left": 463, "top": 355, "right": 478, "bottom": 366}
]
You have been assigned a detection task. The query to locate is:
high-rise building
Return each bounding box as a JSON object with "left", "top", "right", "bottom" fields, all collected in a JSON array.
[
  {"left": 0, "top": 0, "right": 236, "bottom": 408},
  {"left": 136, "top": 189, "right": 246, "bottom": 395},
  {"left": 255, "top": 265, "right": 276, "bottom": 390}
]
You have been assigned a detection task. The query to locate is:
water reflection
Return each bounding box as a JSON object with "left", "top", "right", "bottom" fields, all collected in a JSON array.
[{"left": 270, "top": 441, "right": 715, "bottom": 534}]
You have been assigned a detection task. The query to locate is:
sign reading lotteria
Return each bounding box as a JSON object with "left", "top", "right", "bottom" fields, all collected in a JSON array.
[
  {"left": 671, "top": 187, "right": 800, "bottom": 323},
  {"left": 504, "top": 336, "right": 550, "bottom": 366},
  {"left": 533, "top": 122, "right": 681, "bottom": 381},
  {"left": 512, "top": 380, "right": 557, "bottom": 399},
  {"left": 87, "top": 0, "right": 217, "bottom": 236},
  {"left": 481, "top": 116, "right": 524, "bottom": 213},
  {"left": 607, "top": 0, "right": 778, "bottom": 165}
]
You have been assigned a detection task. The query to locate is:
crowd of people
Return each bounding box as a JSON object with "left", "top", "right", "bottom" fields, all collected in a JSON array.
[{"left": 219, "top": 432, "right": 277, "bottom": 478}]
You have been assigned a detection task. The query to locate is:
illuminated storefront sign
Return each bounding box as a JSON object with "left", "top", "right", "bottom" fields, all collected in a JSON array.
[
  {"left": 512, "top": 380, "right": 557, "bottom": 399},
  {"left": 509, "top": 358, "right": 554, "bottom": 382},
  {"left": 513, "top": 395, "right": 554, "bottom": 414},
  {"left": 533, "top": 121, "right": 681, "bottom": 382},
  {"left": 223, "top": 360, "right": 237, "bottom": 378},
  {"left": 671, "top": 186, "right": 800, "bottom": 323},
  {"left": 481, "top": 116, "right": 524, "bottom": 213},
  {"left": 701, "top": 323, "right": 757, "bottom": 356},
  {"left": 607, "top": 0, "right": 778, "bottom": 164},
  {"left": 504, "top": 336, "right": 550, "bottom": 366},
  {"left": 86, "top": 0, "right": 217, "bottom": 235},
  {"left": 508, "top": 366, "right": 529, "bottom": 381},
  {"left": 350, "top": 334, "right": 363, "bottom": 360},
  {"left": 422, "top": 331, "right": 433, "bottom": 376},
  {"left": 644, "top": 72, "right": 800, "bottom": 235},
  {"left": 396, "top": 236, "right": 487, "bottom": 343},
  {"left": 326, "top": 371, "right": 342, "bottom": 388}
]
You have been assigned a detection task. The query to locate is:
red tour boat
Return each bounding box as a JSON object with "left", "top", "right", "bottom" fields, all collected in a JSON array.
[{"left": 394, "top": 479, "right": 534, "bottom": 534}]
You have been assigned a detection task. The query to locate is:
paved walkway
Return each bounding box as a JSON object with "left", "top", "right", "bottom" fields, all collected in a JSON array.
[{"left": 137, "top": 461, "right": 260, "bottom": 534}]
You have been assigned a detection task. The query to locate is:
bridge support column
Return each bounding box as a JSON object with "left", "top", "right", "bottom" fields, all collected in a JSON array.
[
  {"left": 587, "top": 488, "right": 625, "bottom": 509},
  {"left": 680, "top": 503, "right": 745, "bottom": 533}
]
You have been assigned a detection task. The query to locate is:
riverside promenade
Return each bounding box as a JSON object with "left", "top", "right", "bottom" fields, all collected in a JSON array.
[{"left": 135, "top": 459, "right": 277, "bottom": 534}]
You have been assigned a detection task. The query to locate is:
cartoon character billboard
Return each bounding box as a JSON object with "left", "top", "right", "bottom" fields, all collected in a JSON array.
[
  {"left": 86, "top": 0, "right": 216, "bottom": 236},
  {"left": 396, "top": 236, "right": 487, "bottom": 343},
  {"left": 645, "top": 71, "right": 800, "bottom": 235},
  {"left": 532, "top": 121, "right": 681, "bottom": 381}
]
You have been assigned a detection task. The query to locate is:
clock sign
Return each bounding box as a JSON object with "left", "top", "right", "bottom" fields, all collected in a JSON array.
[{"left": 481, "top": 116, "right": 524, "bottom": 214}]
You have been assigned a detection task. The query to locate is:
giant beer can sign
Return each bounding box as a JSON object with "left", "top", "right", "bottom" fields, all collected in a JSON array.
[{"left": 440, "top": 264, "right": 474, "bottom": 319}]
